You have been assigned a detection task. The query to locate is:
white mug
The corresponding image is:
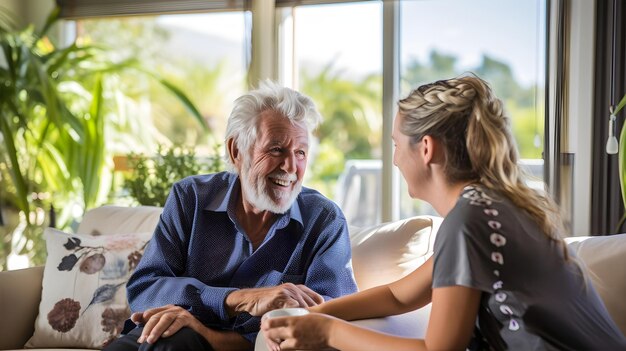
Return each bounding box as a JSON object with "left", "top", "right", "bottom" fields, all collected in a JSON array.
[{"left": 261, "top": 307, "right": 310, "bottom": 321}]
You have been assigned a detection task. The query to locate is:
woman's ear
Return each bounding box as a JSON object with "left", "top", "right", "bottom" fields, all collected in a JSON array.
[{"left": 421, "top": 135, "right": 436, "bottom": 165}]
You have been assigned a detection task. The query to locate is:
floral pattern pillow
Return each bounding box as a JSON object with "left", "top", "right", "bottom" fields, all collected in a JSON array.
[{"left": 26, "top": 228, "right": 152, "bottom": 349}]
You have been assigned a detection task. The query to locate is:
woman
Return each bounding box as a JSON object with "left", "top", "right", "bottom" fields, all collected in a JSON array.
[{"left": 261, "top": 75, "right": 626, "bottom": 350}]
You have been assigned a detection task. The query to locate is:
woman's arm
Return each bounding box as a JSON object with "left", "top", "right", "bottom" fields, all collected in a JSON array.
[
  {"left": 329, "top": 285, "right": 481, "bottom": 351},
  {"left": 313, "top": 257, "right": 434, "bottom": 321},
  {"left": 262, "top": 284, "right": 481, "bottom": 351},
  {"left": 425, "top": 285, "right": 481, "bottom": 350}
]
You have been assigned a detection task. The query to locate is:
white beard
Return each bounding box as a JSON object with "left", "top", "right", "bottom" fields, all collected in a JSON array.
[{"left": 240, "top": 159, "right": 302, "bottom": 214}]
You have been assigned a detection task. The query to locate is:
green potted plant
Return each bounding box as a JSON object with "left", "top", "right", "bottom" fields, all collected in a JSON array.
[
  {"left": 607, "top": 93, "right": 626, "bottom": 231},
  {"left": 124, "top": 144, "right": 224, "bottom": 207},
  {"left": 0, "top": 7, "right": 207, "bottom": 268}
]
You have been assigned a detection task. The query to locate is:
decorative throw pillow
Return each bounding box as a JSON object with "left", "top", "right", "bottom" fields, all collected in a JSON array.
[{"left": 26, "top": 228, "right": 152, "bottom": 349}]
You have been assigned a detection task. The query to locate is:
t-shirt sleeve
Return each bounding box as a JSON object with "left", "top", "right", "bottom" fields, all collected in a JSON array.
[{"left": 432, "top": 205, "right": 497, "bottom": 293}]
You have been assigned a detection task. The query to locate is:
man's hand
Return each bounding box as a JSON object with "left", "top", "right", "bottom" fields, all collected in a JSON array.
[
  {"left": 226, "top": 283, "right": 324, "bottom": 317},
  {"left": 131, "top": 305, "right": 205, "bottom": 344}
]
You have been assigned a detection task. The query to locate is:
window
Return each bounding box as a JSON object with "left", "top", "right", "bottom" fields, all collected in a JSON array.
[
  {"left": 398, "top": 0, "right": 547, "bottom": 219},
  {"left": 281, "top": 1, "right": 384, "bottom": 226},
  {"left": 65, "top": 0, "right": 548, "bottom": 226},
  {"left": 3, "top": 0, "right": 556, "bottom": 270},
  {"left": 71, "top": 12, "right": 248, "bottom": 156},
  {"left": 277, "top": 0, "right": 547, "bottom": 225}
]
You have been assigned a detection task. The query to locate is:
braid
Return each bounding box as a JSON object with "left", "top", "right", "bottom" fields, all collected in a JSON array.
[
  {"left": 398, "top": 74, "right": 567, "bottom": 257},
  {"left": 422, "top": 82, "right": 476, "bottom": 113}
]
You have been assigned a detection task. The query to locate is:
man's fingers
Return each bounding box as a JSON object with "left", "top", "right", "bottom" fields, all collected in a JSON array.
[
  {"left": 287, "top": 285, "right": 315, "bottom": 307},
  {"left": 162, "top": 315, "right": 188, "bottom": 338},
  {"left": 147, "top": 314, "right": 179, "bottom": 343},
  {"left": 282, "top": 298, "right": 300, "bottom": 309},
  {"left": 288, "top": 290, "right": 308, "bottom": 308},
  {"left": 131, "top": 312, "right": 144, "bottom": 324},
  {"left": 280, "top": 283, "right": 321, "bottom": 307},
  {"left": 297, "top": 284, "right": 324, "bottom": 305},
  {"left": 137, "top": 311, "right": 165, "bottom": 343},
  {"left": 311, "top": 292, "right": 324, "bottom": 304},
  {"left": 141, "top": 312, "right": 178, "bottom": 344},
  {"left": 298, "top": 290, "right": 319, "bottom": 307},
  {"left": 142, "top": 305, "right": 173, "bottom": 320},
  {"left": 134, "top": 306, "right": 199, "bottom": 344}
]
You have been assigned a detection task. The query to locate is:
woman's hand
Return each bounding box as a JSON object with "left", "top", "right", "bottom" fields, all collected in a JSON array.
[{"left": 261, "top": 313, "right": 336, "bottom": 351}]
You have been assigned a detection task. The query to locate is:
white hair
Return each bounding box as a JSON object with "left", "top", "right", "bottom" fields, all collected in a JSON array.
[{"left": 224, "top": 80, "right": 322, "bottom": 172}]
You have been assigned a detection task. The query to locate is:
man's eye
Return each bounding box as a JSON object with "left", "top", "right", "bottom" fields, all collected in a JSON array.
[
  {"left": 296, "top": 150, "right": 306, "bottom": 159},
  {"left": 270, "top": 147, "right": 282, "bottom": 154}
]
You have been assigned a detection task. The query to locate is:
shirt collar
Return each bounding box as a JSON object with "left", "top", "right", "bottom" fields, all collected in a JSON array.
[{"left": 204, "top": 173, "right": 304, "bottom": 228}]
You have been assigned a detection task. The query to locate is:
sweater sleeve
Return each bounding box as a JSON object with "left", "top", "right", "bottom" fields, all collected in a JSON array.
[{"left": 126, "top": 182, "right": 236, "bottom": 326}]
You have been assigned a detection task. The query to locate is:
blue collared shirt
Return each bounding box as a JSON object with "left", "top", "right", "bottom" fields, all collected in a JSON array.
[{"left": 126, "top": 172, "right": 357, "bottom": 342}]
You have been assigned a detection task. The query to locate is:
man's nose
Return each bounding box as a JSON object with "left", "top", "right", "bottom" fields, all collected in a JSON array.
[{"left": 281, "top": 153, "right": 297, "bottom": 174}]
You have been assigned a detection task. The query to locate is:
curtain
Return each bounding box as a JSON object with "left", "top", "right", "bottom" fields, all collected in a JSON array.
[{"left": 591, "top": 0, "right": 626, "bottom": 235}]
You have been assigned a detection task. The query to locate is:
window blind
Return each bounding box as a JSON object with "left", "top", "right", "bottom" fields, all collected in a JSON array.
[
  {"left": 55, "top": 0, "right": 373, "bottom": 19},
  {"left": 275, "top": 0, "right": 370, "bottom": 7},
  {"left": 56, "top": 0, "right": 248, "bottom": 19}
]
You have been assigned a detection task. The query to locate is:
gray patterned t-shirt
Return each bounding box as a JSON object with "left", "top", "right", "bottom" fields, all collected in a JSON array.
[{"left": 433, "top": 186, "right": 626, "bottom": 350}]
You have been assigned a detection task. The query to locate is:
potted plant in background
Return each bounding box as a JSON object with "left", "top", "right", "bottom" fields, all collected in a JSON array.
[
  {"left": 0, "top": 7, "right": 208, "bottom": 269},
  {"left": 123, "top": 144, "right": 224, "bottom": 207}
]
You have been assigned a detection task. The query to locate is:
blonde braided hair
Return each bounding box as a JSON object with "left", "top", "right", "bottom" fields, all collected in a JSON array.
[{"left": 398, "top": 74, "right": 567, "bottom": 255}]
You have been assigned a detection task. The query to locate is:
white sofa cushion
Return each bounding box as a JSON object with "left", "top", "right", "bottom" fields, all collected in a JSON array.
[
  {"left": 565, "top": 234, "right": 626, "bottom": 336},
  {"left": 76, "top": 205, "right": 162, "bottom": 236},
  {"left": 349, "top": 215, "right": 442, "bottom": 291}
]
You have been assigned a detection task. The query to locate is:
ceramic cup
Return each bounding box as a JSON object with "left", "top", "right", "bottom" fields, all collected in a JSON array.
[{"left": 261, "top": 307, "right": 310, "bottom": 321}]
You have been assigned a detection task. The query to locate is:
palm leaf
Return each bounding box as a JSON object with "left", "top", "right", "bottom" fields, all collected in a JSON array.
[
  {"left": 134, "top": 67, "right": 208, "bottom": 132},
  {"left": 0, "top": 114, "right": 30, "bottom": 219},
  {"left": 40, "top": 139, "right": 71, "bottom": 191},
  {"left": 80, "top": 75, "right": 105, "bottom": 210},
  {"left": 615, "top": 93, "right": 626, "bottom": 233}
]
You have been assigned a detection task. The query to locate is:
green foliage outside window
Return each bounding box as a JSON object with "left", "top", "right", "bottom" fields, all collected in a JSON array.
[
  {"left": 300, "top": 49, "right": 544, "bottom": 200},
  {"left": 124, "top": 144, "right": 224, "bottom": 207},
  {"left": 0, "top": 8, "right": 207, "bottom": 270}
]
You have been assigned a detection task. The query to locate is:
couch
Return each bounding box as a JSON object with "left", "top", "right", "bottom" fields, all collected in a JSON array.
[{"left": 0, "top": 205, "right": 625, "bottom": 350}]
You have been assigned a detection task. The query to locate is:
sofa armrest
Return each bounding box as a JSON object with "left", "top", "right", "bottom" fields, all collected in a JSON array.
[{"left": 0, "top": 266, "right": 44, "bottom": 350}]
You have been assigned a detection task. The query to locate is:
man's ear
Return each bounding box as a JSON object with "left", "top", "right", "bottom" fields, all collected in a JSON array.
[{"left": 227, "top": 138, "right": 241, "bottom": 166}]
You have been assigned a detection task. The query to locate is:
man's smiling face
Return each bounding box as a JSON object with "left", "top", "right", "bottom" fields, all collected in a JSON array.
[{"left": 239, "top": 110, "right": 309, "bottom": 214}]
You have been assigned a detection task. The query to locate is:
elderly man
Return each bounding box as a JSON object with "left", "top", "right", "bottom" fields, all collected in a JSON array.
[{"left": 104, "top": 81, "right": 357, "bottom": 351}]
